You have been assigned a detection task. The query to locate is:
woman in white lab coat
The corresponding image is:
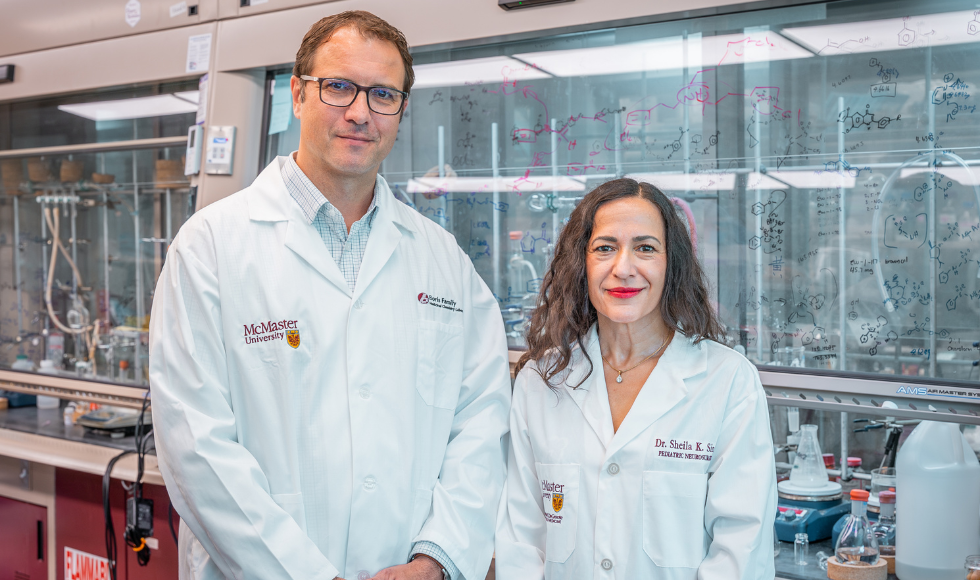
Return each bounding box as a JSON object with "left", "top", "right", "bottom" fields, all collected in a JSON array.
[{"left": 495, "top": 178, "right": 777, "bottom": 580}]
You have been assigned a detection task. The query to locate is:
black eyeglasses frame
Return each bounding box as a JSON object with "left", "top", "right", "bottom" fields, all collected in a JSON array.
[{"left": 298, "top": 75, "right": 409, "bottom": 116}]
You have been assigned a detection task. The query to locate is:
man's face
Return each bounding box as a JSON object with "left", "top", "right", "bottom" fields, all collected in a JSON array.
[{"left": 291, "top": 27, "right": 406, "bottom": 180}]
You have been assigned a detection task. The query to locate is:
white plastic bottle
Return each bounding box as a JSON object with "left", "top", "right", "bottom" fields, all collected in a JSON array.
[
  {"left": 11, "top": 354, "right": 35, "bottom": 372},
  {"left": 36, "top": 359, "right": 61, "bottom": 409},
  {"left": 896, "top": 421, "right": 980, "bottom": 580}
]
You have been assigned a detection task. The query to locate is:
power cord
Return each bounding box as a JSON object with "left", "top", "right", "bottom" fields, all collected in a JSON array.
[{"left": 103, "top": 394, "right": 155, "bottom": 578}]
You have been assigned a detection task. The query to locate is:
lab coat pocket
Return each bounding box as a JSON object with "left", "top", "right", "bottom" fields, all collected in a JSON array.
[
  {"left": 535, "top": 463, "right": 579, "bottom": 564},
  {"left": 271, "top": 492, "right": 307, "bottom": 531},
  {"left": 642, "top": 471, "right": 708, "bottom": 568},
  {"left": 416, "top": 320, "right": 464, "bottom": 409}
]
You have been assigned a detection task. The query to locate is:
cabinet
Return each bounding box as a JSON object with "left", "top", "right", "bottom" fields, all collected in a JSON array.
[{"left": 0, "top": 495, "right": 47, "bottom": 580}]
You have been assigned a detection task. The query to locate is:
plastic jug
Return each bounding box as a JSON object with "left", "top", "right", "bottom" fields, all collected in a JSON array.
[
  {"left": 895, "top": 421, "right": 980, "bottom": 580},
  {"left": 36, "top": 360, "right": 60, "bottom": 409}
]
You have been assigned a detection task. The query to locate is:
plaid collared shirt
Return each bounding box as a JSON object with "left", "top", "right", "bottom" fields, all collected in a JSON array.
[
  {"left": 281, "top": 153, "right": 378, "bottom": 293},
  {"left": 281, "top": 154, "right": 459, "bottom": 580}
]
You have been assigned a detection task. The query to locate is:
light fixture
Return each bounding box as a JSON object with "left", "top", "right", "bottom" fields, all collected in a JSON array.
[
  {"left": 513, "top": 31, "right": 812, "bottom": 78},
  {"left": 412, "top": 56, "right": 550, "bottom": 90},
  {"left": 407, "top": 175, "right": 585, "bottom": 194},
  {"left": 58, "top": 93, "right": 198, "bottom": 122},
  {"left": 782, "top": 9, "right": 980, "bottom": 55},
  {"left": 626, "top": 172, "right": 737, "bottom": 191}
]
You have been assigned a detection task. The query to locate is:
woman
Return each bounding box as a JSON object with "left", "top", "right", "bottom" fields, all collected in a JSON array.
[{"left": 495, "top": 179, "right": 776, "bottom": 579}]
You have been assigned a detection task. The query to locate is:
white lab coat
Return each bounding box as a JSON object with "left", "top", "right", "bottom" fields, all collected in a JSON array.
[
  {"left": 149, "top": 158, "right": 511, "bottom": 580},
  {"left": 495, "top": 327, "right": 777, "bottom": 580}
]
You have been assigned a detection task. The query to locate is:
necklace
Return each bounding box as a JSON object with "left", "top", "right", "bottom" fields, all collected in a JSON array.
[{"left": 601, "top": 334, "right": 670, "bottom": 383}]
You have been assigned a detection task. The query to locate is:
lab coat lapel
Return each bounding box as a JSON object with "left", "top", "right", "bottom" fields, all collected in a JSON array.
[
  {"left": 284, "top": 219, "right": 351, "bottom": 295},
  {"left": 248, "top": 158, "right": 350, "bottom": 295},
  {"left": 352, "top": 177, "right": 407, "bottom": 300},
  {"left": 604, "top": 333, "right": 707, "bottom": 460},
  {"left": 563, "top": 329, "right": 616, "bottom": 449}
]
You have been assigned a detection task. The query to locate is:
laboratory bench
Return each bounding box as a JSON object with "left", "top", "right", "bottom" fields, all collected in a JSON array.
[
  {"left": 0, "top": 377, "right": 170, "bottom": 580},
  {"left": 775, "top": 538, "right": 898, "bottom": 580}
]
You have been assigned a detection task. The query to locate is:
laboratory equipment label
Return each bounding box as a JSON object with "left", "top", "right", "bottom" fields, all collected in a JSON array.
[
  {"left": 124, "top": 0, "right": 141, "bottom": 27},
  {"left": 65, "top": 547, "right": 109, "bottom": 580}
]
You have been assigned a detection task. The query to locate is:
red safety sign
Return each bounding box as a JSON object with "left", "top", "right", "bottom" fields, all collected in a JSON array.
[{"left": 64, "top": 547, "right": 109, "bottom": 580}]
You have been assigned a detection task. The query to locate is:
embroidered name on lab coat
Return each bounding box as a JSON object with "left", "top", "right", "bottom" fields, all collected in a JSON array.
[
  {"left": 418, "top": 292, "right": 463, "bottom": 313},
  {"left": 655, "top": 438, "right": 715, "bottom": 461},
  {"left": 243, "top": 319, "right": 298, "bottom": 345}
]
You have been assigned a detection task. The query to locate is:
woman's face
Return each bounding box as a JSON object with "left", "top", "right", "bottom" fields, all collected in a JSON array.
[{"left": 586, "top": 197, "right": 668, "bottom": 326}]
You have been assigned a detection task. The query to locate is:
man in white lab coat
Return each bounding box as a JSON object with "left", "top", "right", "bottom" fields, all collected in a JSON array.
[{"left": 149, "top": 11, "right": 510, "bottom": 580}]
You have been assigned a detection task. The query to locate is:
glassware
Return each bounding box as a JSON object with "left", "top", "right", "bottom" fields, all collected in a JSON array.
[
  {"left": 965, "top": 555, "right": 980, "bottom": 580},
  {"left": 790, "top": 424, "right": 829, "bottom": 488},
  {"left": 506, "top": 230, "right": 538, "bottom": 302},
  {"left": 794, "top": 532, "right": 809, "bottom": 566},
  {"left": 870, "top": 467, "right": 897, "bottom": 501},
  {"left": 776, "top": 346, "right": 805, "bottom": 367},
  {"left": 836, "top": 489, "right": 880, "bottom": 565},
  {"left": 872, "top": 490, "right": 896, "bottom": 557},
  {"left": 816, "top": 551, "right": 831, "bottom": 571},
  {"left": 774, "top": 524, "right": 781, "bottom": 558}
]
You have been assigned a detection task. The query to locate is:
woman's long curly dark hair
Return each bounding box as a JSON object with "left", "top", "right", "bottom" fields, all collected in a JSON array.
[{"left": 516, "top": 178, "right": 723, "bottom": 388}]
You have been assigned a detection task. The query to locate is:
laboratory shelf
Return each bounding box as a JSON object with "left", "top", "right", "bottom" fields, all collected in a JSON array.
[
  {"left": 0, "top": 369, "right": 149, "bottom": 410},
  {"left": 760, "top": 366, "right": 980, "bottom": 426}
]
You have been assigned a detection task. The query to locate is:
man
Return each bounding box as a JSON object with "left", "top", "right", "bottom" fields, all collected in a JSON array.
[{"left": 149, "top": 11, "right": 510, "bottom": 580}]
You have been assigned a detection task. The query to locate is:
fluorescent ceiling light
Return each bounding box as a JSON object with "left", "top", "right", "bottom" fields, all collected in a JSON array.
[
  {"left": 627, "top": 172, "right": 736, "bottom": 191},
  {"left": 764, "top": 170, "right": 856, "bottom": 189},
  {"left": 782, "top": 9, "right": 980, "bottom": 55},
  {"left": 407, "top": 175, "right": 586, "bottom": 193},
  {"left": 512, "top": 32, "right": 812, "bottom": 78},
  {"left": 58, "top": 94, "right": 198, "bottom": 122},
  {"left": 412, "top": 56, "right": 550, "bottom": 90}
]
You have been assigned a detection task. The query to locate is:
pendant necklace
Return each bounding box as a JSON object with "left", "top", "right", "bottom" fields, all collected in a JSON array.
[{"left": 601, "top": 335, "right": 670, "bottom": 383}]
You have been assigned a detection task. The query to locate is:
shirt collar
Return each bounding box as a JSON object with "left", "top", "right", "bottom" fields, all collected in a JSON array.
[{"left": 281, "top": 151, "right": 378, "bottom": 226}]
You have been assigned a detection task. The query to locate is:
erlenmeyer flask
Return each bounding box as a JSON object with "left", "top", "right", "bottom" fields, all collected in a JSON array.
[{"left": 790, "top": 424, "right": 829, "bottom": 488}]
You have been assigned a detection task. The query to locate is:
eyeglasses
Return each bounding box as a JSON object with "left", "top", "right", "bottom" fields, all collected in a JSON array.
[{"left": 299, "top": 76, "right": 408, "bottom": 116}]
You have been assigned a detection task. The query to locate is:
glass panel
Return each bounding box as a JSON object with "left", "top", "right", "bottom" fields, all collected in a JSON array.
[
  {"left": 0, "top": 146, "right": 193, "bottom": 385},
  {"left": 264, "top": 0, "right": 980, "bottom": 382},
  {"left": 0, "top": 79, "right": 199, "bottom": 149}
]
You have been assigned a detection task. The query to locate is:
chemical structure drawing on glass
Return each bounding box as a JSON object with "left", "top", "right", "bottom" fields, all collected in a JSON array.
[{"left": 389, "top": 10, "right": 980, "bottom": 367}]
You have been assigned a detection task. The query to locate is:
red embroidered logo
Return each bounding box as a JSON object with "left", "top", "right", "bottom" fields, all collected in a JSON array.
[{"left": 418, "top": 293, "right": 429, "bottom": 304}]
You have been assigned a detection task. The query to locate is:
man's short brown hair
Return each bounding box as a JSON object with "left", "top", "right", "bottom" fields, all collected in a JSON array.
[{"left": 293, "top": 11, "right": 414, "bottom": 96}]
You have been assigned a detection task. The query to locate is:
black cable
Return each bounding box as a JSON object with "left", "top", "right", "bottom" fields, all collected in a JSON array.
[
  {"left": 103, "top": 450, "right": 134, "bottom": 580},
  {"left": 104, "top": 394, "right": 154, "bottom": 577},
  {"left": 168, "top": 503, "right": 179, "bottom": 546}
]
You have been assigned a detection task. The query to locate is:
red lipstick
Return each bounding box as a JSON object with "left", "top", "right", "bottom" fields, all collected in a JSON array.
[{"left": 606, "top": 287, "right": 642, "bottom": 298}]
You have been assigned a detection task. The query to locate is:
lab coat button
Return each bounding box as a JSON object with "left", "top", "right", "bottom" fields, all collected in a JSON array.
[
  {"left": 607, "top": 463, "right": 620, "bottom": 475},
  {"left": 601, "top": 558, "right": 613, "bottom": 570},
  {"left": 356, "top": 571, "right": 370, "bottom": 580},
  {"left": 363, "top": 476, "right": 377, "bottom": 490},
  {"left": 354, "top": 300, "right": 364, "bottom": 309},
  {"left": 358, "top": 387, "right": 371, "bottom": 400}
]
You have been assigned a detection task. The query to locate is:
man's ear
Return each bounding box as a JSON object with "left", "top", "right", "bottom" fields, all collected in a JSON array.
[
  {"left": 398, "top": 97, "right": 409, "bottom": 123},
  {"left": 291, "top": 75, "right": 304, "bottom": 119}
]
